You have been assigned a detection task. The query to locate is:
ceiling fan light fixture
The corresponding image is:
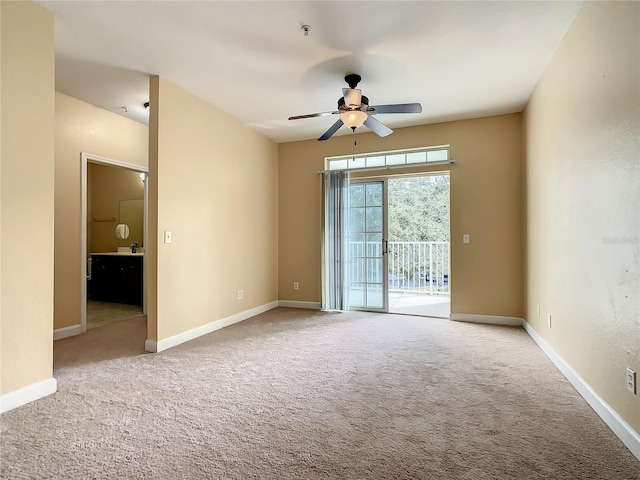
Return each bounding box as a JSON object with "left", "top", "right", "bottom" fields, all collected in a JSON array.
[
  {"left": 340, "top": 110, "right": 367, "bottom": 129},
  {"left": 289, "top": 74, "right": 420, "bottom": 141}
]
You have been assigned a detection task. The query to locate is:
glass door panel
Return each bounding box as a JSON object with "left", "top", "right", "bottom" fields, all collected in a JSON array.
[{"left": 349, "top": 181, "right": 387, "bottom": 311}]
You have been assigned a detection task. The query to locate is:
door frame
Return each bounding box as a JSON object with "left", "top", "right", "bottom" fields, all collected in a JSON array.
[{"left": 80, "top": 152, "right": 148, "bottom": 333}]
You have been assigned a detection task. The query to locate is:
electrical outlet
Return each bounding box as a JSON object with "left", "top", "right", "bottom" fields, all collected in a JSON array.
[
  {"left": 293, "top": 282, "right": 299, "bottom": 290},
  {"left": 626, "top": 368, "right": 636, "bottom": 394},
  {"left": 547, "top": 314, "right": 552, "bottom": 328},
  {"left": 236, "top": 290, "right": 243, "bottom": 300},
  {"left": 463, "top": 234, "right": 470, "bottom": 244},
  {"left": 164, "top": 230, "right": 172, "bottom": 244}
]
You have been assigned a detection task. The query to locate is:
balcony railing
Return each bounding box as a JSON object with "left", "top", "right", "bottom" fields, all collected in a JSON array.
[
  {"left": 388, "top": 241, "right": 449, "bottom": 295},
  {"left": 348, "top": 241, "right": 450, "bottom": 296}
]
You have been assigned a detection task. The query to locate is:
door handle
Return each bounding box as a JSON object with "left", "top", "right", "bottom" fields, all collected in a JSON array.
[{"left": 382, "top": 239, "right": 388, "bottom": 255}]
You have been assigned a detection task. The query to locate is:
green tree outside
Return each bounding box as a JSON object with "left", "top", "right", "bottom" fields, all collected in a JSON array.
[{"left": 388, "top": 175, "right": 450, "bottom": 242}]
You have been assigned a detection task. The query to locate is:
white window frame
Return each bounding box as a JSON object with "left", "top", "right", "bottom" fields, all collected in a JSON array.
[{"left": 326, "top": 145, "right": 451, "bottom": 172}]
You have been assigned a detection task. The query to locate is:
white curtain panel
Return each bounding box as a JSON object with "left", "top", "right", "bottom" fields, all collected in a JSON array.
[{"left": 321, "top": 171, "right": 350, "bottom": 310}]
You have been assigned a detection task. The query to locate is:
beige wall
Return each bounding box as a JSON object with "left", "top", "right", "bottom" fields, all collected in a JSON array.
[
  {"left": 278, "top": 114, "right": 524, "bottom": 317},
  {"left": 148, "top": 76, "right": 278, "bottom": 342},
  {"left": 55, "top": 93, "right": 148, "bottom": 329},
  {"left": 0, "top": 1, "right": 55, "bottom": 395},
  {"left": 88, "top": 163, "right": 144, "bottom": 253},
  {"left": 524, "top": 1, "right": 639, "bottom": 432}
]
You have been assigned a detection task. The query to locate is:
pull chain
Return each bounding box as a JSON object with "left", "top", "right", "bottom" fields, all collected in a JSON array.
[{"left": 352, "top": 128, "right": 357, "bottom": 161}]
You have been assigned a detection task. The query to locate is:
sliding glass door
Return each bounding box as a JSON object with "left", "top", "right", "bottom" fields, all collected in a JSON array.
[{"left": 348, "top": 181, "right": 388, "bottom": 311}]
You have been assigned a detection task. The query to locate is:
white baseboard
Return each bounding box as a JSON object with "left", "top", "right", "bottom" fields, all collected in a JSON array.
[
  {"left": 53, "top": 324, "right": 82, "bottom": 340},
  {"left": 0, "top": 378, "right": 58, "bottom": 414},
  {"left": 145, "top": 301, "right": 279, "bottom": 353},
  {"left": 450, "top": 313, "right": 523, "bottom": 326},
  {"left": 278, "top": 300, "right": 321, "bottom": 310},
  {"left": 523, "top": 320, "right": 640, "bottom": 461}
]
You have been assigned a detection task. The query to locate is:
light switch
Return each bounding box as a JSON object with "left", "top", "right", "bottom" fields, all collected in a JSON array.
[
  {"left": 164, "top": 230, "right": 172, "bottom": 244},
  {"left": 463, "top": 234, "right": 470, "bottom": 244}
]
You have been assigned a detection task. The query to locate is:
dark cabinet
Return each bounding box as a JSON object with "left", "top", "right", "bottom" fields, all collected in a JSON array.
[{"left": 90, "top": 254, "right": 143, "bottom": 306}]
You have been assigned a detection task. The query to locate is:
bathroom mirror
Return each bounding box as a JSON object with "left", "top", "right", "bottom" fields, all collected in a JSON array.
[{"left": 119, "top": 199, "right": 144, "bottom": 248}]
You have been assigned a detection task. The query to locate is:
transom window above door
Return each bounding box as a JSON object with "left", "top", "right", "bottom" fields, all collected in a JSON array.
[{"left": 326, "top": 146, "right": 450, "bottom": 172}]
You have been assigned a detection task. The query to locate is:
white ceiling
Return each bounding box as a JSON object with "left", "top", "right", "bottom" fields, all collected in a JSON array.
[{"left": 38, "top": 1, "right": 583, "bottom": 144}]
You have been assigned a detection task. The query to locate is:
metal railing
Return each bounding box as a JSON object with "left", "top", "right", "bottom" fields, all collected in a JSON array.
[
  {"left": 388, "top": 241, "right": 450, "bottom": 295},
  {"left": 347, "top": 240, "right": 450, "bottom": 296}
]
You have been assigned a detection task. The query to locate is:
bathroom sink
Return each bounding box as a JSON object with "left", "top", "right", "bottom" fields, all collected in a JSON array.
[{"left": 91, "top": 250, "right": 143, "bottom": 256}]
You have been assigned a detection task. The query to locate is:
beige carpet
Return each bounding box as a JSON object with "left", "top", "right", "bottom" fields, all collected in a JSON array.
[{"left": 1, "top": 308, "right": 638, "bottom": 479}]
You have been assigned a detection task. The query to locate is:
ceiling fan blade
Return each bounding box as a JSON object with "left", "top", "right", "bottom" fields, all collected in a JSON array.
[
  {"left": 370, "top": 103, "right": 422, "bottom": 114},
  {"left": 288, "top": 111, "right": 338, "bottom": 120},
  {"left": 318, "top": 119, "right": 344, "bottom": 141},
  {"left": 364, "top": 115, "right": 393, "bottom": 137}
]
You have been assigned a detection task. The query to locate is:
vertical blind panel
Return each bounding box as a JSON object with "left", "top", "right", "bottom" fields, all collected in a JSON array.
[{"left": 321, "top": 171, "right": 350, "bottom": 310}]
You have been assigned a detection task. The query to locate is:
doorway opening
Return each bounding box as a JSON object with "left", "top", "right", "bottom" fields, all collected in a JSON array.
[
  {"left": 81, "top": 153, "right": 148, "bottom": 332},
  {"left": 387, "top": 174, "right": 450, "bottom": 317},
  {"left": 347, "top": 173, "right": 450, "bottom": 317}
]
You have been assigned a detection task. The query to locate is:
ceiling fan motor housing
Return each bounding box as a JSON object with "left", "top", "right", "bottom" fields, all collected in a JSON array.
[
  {"left": 338, "top": 94, "right": 369, "bottom": 111},
  {"left": 345, "top": 73, "right": 362, "bottom": 89}
]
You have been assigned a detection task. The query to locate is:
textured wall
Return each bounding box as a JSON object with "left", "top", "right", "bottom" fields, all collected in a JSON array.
[
  {"left": 524, "top": 1, "right": 639, "bottom": 432},
  {"left": 0, "top": 1, "right": 55, "bottom": 396},
  {"left": 148, "top": 76, "right": 279, "bottom": 342}
]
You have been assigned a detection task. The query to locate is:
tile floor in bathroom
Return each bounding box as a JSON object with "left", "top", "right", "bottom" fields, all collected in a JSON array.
[{"left": 86, "top": 300, "right": 145, "bottom": 330}]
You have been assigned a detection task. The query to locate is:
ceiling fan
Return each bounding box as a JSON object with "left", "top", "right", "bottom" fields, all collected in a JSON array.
[{"left": 288, "top": 74, "right": 422, "bottom": 141}]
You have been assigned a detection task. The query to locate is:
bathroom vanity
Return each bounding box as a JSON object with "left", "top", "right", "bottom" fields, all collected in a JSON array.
[{"left": 90, "top": 252, "right": 143, "bottom": 306}]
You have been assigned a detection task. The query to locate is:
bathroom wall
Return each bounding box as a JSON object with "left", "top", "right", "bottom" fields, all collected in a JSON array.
[{"left": 88, "top": 163, "right": 144, "bottom": 253}]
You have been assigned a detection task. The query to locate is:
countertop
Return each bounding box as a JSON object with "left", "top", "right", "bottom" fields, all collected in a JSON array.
[{"left": 90, "top": 252, "right": 144, "bottom": 257}]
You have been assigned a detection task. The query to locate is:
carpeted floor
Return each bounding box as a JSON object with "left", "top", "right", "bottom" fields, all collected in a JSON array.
[{"left": 1, "top": 308, "right": 638, "bottom": 479}]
